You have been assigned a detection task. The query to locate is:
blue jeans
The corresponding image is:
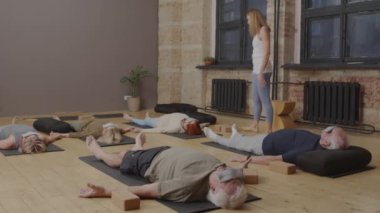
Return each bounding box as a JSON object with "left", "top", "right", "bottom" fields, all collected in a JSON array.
[
  {"left": 252, "top": 73, "right": 273, "bottom": 125},
  {"left": 132, "top": 117, "right": 158, "bottom": 127}
]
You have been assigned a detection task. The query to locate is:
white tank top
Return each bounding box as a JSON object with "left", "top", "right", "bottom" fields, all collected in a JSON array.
[
  {"left": 251, "top": 34, "right": 272, "bottom": 74},
  {"left": 252, "top": 35, "right": 265, "bottom": 58}
]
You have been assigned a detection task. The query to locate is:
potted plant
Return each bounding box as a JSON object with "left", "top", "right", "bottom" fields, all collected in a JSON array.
[
  {"left": 203, "top": 56, "right": 216, "bottom": 65},
  {"left": 120, "top": 65, "right": 150, "bottom": 112}
]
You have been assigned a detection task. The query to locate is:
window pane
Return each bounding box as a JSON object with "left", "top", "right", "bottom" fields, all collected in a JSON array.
[
  {"left": 308, "top": 0, "right": 341, "bottom": 8},
  {"left": 221, "top": 0, "right": 241, "bottom": 23},
  {"left": 220, "top": 29, "right": 240, "bottom": 61},
  {"left": 244, "top": 27, "right": 253, "bottom": 62},
  {"left": 308, "top": 17, "right": 340, "bottom": 59},
  {"left": 347, "top": 12, "right": 380, "bottom": 58},
  {"left": 247, "top": 0, "right": 267, "bottom": 16},
  {"left": 348, "top": 0, "right": 375, "bottom": 3}
]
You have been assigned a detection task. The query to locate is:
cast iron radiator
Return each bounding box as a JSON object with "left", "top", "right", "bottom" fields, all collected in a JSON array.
[
  {"left": 303, "top": 81, "right": 360, "bottom": 126},
  {"left": 211, "top": 79, "right": 246, "bottom": 113}
]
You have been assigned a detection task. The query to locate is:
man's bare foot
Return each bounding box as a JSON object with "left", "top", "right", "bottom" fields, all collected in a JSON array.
[
  {"left": 52, "top": 115, "right": 61, "bottom": 120},
  {"left": 241, "top": 124, "right": 258, "bottom": 132},
  {"left": 132, "top": 133, "right": 146, "bottom": 151},
  {"left": 145, "top": 111, "right": 150, "bottom": 118},
  {"left": 86, "top": 136, "right": 104, "bottom": 160}
]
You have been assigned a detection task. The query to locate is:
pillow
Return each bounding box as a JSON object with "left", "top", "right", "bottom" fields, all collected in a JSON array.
[
  {"left": 296, "top": 146, "right": 372, "bottom": 176},
  {"left": 33, "top": 118, "right": 74, "bottom": 134}
]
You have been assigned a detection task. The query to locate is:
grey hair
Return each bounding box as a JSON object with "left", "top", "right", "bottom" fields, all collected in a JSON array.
[
  {"left": 326, "top": 131, "right": 349, "bottom": 150},
  {"left": 207, "top": 183, "right": 247, "bottom": 209}
]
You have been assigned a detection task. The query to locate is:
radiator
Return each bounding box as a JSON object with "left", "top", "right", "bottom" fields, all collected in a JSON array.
[
  {"left": 303, "top": 81, "right": 360, "bottom": 125},
  {"left": 211, "top": 79, "right": 246, "bottom": 113}
]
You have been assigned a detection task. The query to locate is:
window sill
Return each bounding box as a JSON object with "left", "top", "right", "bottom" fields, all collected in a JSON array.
[
  {"left": 196, "top": 64, "right": 252, "bottom": 70},
  {"left": 282, "top": 63, "right": 380, "bottom": 70}
]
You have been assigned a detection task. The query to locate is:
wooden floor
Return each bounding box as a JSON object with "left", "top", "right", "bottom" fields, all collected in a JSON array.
[{"left": 0, "top": 110, "right": 379, "bottom": 213}]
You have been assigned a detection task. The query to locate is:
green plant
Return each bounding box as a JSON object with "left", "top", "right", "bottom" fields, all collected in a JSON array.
[
  {"left": 120, "top": 65, "right": 150, "bottom": 97},
  {"left": 203, "top": 56, "right": 215, "bottom": 61}
]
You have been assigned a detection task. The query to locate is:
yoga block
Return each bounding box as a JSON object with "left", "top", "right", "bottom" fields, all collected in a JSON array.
[
  {"left": 111, "top": 189, "right": 140, "bottom": 211},
  {"left": 244, "top": 169, "right": 259, "bottom": 184},
  {"left": 214, "top": 125, "right": 231, "bottom": 133},
  {"left": 269, "top": 161, "right": 296, "bottom": 175}
]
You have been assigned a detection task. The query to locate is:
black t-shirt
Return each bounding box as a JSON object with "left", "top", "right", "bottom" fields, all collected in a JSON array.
[{"left": 262, "top": 129, "right": 323, "bottom": 164}]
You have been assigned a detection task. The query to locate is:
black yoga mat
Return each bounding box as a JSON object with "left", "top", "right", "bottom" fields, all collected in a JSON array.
[
  {"left": 202, "top": 141, "right": 254, "bottom": 156},
  {"left": 59, "top": 115, "right": 79, "bottom": 121},
  {"left": 80, "top": 136, "right": 135, "bottom": 147},
  {"left": 0, "top": 144, "right": 64, "bottom": 156},
  {"left": 329, "top": 166, "right": 375, "bottom": 178},
  {"left": 126, "top": 123, "right": 206, "bottom": 140},
  {"left": 93, "top": 113, "right": 124, "bottom": 119},
  {"left": 79, "top": 155, "right": 261, "bottom": 213}
]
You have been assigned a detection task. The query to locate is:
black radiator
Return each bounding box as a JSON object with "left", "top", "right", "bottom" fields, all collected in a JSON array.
[
  {"left": 211, "top": 79, "right": 246, "bottom": 113},
  {"left": 303, "top": 81, "right": 360, "bottom": 126}
]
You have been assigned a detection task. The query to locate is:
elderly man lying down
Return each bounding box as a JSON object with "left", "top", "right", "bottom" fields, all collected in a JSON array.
[
  {"left": 80, "top": 133, "right": 248, "bottom": 209},
  {"left": 203, "top": 125, "right": 349, "bottom": 164}
]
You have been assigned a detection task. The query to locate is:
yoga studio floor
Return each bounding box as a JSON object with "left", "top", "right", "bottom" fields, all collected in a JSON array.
[{"left": 0, "top": 110, "right": 379, "bottom": 213}]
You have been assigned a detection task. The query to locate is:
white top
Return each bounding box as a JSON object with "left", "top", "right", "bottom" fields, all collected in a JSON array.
[
  {"left": 141, "top": 113, "right": 189, "bottom": 133},
  {"left": 252, "top": 35, "right": 272, "bottom": 74}
]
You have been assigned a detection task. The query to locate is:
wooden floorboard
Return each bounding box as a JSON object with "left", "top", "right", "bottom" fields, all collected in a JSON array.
[{"left": 0, "top": 110, "right": 379, "bottom": 212}]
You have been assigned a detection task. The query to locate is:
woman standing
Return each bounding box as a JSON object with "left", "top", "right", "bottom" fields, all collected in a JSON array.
[{"left": 244, "top": 8, "right": 273, "bottom": 133}]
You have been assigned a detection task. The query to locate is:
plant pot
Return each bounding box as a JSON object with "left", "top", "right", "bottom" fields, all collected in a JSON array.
[
  {"left": 204, "top": 60, "right": 215, "bottom": 65},
  {"left": 127, "top": 96, "right": 140, "bottom": 112}
]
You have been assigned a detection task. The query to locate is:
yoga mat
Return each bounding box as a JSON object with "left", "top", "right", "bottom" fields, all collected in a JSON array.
[
  {"left": 126, "top": 123, "right": 206, "bottom": 140},
  {"left": 202, "top": 141, "right": 253, "bottom": 156},
  {"left": 59, "top": 115, "right": 79, "bottom": 121},
  {"left": 0, "top": 144, "right": 64, "bottom": 156},
  {"left": 93, "top": 113, "right": 124, "bottom": 119},
  {"left": 80, "top": 136, "right": 135, "bottom": 147},
  {"left": 79, "top": 155, "right": 261, "bottom": 213},
  {"left": 329, "top": 166, "right": 375, "bottom": 178}
]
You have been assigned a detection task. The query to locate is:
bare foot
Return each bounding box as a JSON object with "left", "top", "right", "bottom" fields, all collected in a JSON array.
[
  {"left": 123, "top": 113, "right": 133, "bottom": 120},
  {"left": 145, "top": 111, "right": 150, "bottom": 118},
  {"left": 132, "top": 133, "right": 146, "bottom": 151},
  {"left": 86, "top": 136, "right": 104, "bottom": 160},
  {"left": 241, "top": 124, "right": 258, "bottom": 132},
  {"left": 52, "top": 115, "right": 61, "bottom": 120}
]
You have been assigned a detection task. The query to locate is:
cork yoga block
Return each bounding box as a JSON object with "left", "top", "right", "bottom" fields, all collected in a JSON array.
[
  {"left": 213, "top": 124, "right": 232, "bottom": 133},
  {"left": 111, "top": 189, "right": 140, "bottom": 211},
  {"left": 244, "top": 169, "right": 259, "bottom": 184},
  {"left": 269, "top": 161, "right": 296, "bottom": 175}
]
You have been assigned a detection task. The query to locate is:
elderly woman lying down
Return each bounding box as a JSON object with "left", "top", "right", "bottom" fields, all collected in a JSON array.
[{"left": 124, "top": 112, "right": 202, "bottom": 135}]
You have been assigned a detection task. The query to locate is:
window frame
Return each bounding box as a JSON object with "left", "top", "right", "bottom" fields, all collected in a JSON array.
[
  {"left": 301, "top": 0, "right": 380, "bottom": 64},
  {"left": 215, "top": 0, "right": 254, "bottom": 65}
]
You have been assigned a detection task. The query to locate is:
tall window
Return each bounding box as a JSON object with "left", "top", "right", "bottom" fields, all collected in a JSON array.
[
  {"left": 301, "top": 0, "right": 380, "bottom": 63},
  {"left": 216, "top": 0, "right": 268, "bottom": 65}
]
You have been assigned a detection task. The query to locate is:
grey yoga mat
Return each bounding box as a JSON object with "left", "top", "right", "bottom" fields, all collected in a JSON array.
[
  {"left": 79, "top": 155, "right": 261, "bottom": 213},
  {"left": 202, "top": 141, "right": 253, "bottom": 156},
  {"left": 0, "top": 144, "right": 64, "bottom": 156},
  {"left": 125, "top": 122, "right": 206, "bottom": 140}
]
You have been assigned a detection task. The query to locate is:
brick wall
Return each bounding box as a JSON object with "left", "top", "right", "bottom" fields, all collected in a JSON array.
[{"left": 158, "top": 0, "right": 380, "bottom": 129}]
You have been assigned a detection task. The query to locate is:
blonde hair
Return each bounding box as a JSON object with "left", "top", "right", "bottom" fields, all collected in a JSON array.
[
  {"left": 19, "top": 135, "right": 47, "bottom": 154},
  {"left": 246, "top": 8, "right": 269, "bottom": 36},
  {"left": 97, "top": 127, "right": 123, "bottom": 144}
]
